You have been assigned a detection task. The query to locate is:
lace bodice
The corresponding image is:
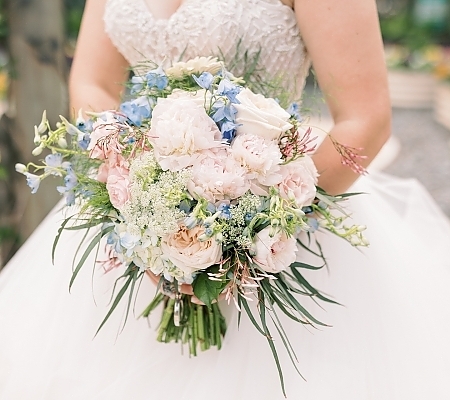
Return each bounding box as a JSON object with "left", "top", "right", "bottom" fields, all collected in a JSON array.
[{"left": 104, "top": 0, "right": 310, "bottom": 101}]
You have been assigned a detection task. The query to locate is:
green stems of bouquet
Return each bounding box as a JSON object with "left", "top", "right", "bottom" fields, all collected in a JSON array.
[{"left": 141, "top": 293, "right": 227, "bottom": 356}]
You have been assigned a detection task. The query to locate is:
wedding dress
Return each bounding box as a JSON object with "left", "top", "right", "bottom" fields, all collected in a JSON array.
[{"left": 1, "top": 0, "right": 450, "bottom": 399}]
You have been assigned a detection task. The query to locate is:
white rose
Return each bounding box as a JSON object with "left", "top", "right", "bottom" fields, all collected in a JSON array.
[
  {"left": 276, "top": 156, "right": 319, "bottom": 208},
  {"left": 252, "top": 227, "right": 298, "bottom": 273},
  {"left": 161, "top": 224, "right": 222, "bottom": 276},
  {"left": 149, "top": 96, "right": 222, "bottom": 171},
  {"left": 166, "top": 56, "right": 223, "bottom": 80},
  {"left": 188, "top": 148, "right": 251, "bottom": 203},
  {"left": 234, "top": 88, "right": 293, "bottom": 140}
]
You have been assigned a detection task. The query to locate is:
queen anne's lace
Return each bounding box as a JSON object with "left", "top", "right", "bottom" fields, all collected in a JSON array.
[{"left": 104, "top": 0, "right": 310, "bottom": 100}]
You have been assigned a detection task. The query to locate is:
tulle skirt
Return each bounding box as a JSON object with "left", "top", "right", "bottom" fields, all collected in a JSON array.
[{"left": 0, "top": 171, "right": 449, "bottom": 400}]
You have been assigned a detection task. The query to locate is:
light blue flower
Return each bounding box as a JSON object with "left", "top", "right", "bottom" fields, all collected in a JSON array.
[
  {"left": 184, "top": 215, "right": 198, "bottom": 230},
  {"left": 56, "top": 164, "right": 78, "bottom": 206},
  {"left": 220, "top": 120, "right": 239, "bottom": 144},
  {"left": 217, "top": 203, "right": 231, "bottom": 219},
  {"left": 120, "top": 96, "right": 152, "bottom": 126},
  {"left": 146, "top": 65, "right": 168, "bottom": 90},
  {"left": 60, "top": 115, "right": 85, "bottom": 138},
  {"left": 286, "top": 102, "right": 302, "bottom": 121},
  {"left": 119, "top": 232, "right": 140, "bottom": 251},
  {"left": 211, "top": 101, "right": 237, "bottom": 123},
  {"left": 44, "top": 153, "right": 63, "bottom": 176},
  {"left": 206, "top": 202, "right": 216, "bottom": 214},
  {"left": 307, "top": 218, "right": 319, "bottom": 232},
  {"left": 130, "top": 75, "right": 146, "bottom": 94},
  {"left": 244, "top": 212, "right": 254, "bottom": 223},
  {"left": 25, "top": 173, "right": 41, "bottom": 194},
  {"left": 217, "top": 79, "right": 241, "bottom": 103},
  {"left": 192, "top": 72, "right": 214, "bottom": 90},
  {"left": 78, "top": 133, "right": 91, "bottom": 150}
]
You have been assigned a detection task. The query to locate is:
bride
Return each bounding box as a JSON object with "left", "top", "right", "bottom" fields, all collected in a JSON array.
[{"left": 1, "top": 0, "right": 450, "bottom": 399}]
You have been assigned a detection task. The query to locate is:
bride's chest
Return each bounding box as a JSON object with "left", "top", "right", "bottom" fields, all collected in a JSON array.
[{"left": 104, "top": 0, "right": 306, "bottom": 87}]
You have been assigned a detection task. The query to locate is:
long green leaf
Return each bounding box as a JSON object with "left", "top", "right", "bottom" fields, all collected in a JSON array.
[
  {"left": 52, "top": 215, "right": 77, "bottom": 264},
  {"left": 272, "top": 278, "right": 328, "bottom": 327},
  {"left": 95, "top": 273, "right": 133, "bottom": 336},
  {"left": 240, "top": 294, "right": 266, "bottom": 336},
  {"left": 259, "top": 291, "right": 286, "bottom": 398},
  {"left": 69, "top": 226, "right": 114, "bottom": 291},
  {"left": 290, "top": 261, "right": 324, "bottom": 271},
  {"left": 290, "top": 268, "right": 340, "bottom": 306}
]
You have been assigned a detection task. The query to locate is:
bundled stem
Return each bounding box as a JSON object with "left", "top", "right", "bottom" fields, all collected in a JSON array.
[{"left": 142, "top": 293, "right": 226, "bottom": 356}]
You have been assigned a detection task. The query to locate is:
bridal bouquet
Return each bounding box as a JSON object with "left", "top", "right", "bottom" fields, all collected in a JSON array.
[{"left": 17, "top": 57, "right": 367, "bottom": 395}]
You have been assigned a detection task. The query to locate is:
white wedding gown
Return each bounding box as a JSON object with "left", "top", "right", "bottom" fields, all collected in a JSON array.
[{"left": 1, "top": 1, "right": 450, "bottom": 399}]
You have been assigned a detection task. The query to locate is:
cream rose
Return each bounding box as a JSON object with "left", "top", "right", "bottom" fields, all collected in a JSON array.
[
  {"left": 253, "top": 227, "right": 298, "bottom": 273},
  {"left": 276, "top": 156, "right": 319, "bottom": 208},
  {"left": 166, "top": 56, "right": 223, "bottom": 80},
  {"left": 161, "top": 224, "right": 222, "bottom": 276},
  {"left": 149, "top": 96, "right": 222, "bottom": 171},
  {"left": 168, "top": 89, "right": 212, "bottom": 107},
  {"left": 234, "top": 88, "right": 293, "bottom": 140}
]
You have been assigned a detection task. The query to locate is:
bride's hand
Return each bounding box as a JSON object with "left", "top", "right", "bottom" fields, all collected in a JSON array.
[{"left": 145, "top": 271, "right": 222, "bottom": 305}]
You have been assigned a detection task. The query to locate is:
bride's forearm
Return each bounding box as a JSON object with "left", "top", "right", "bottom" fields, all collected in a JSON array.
[
  {"left": 312, "top": 115, "right": 391, "bottom": 195},
  {"left": 68, "top": 83, "right": 124, "bottom": 118}
]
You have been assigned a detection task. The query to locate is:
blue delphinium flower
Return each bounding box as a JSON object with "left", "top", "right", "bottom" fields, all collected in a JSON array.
[
  {"left": 211, "top": 101, "right": 237, "bottom": 123},
  {"left": 25, "top": 173, "right": 41, "bottom": 194},
  {"left": 211, "top": 100, "right": 239, "bottom": 144},
  {"left": 192, "top": 72, "right": 214, "bottom": 91},
  {"left": 57, "top": 163, "right": 78, "bottom": 206},
  {"left": 120, "top": 96, "right": 152, "bottom": 126},
  {"left": 75, "top": 116, "right": 93, "bottom": 150},
  {"left": 44, "top": 153, "right": 63, "bottom": 176},
  {"left": 220, "top": 120, "right": 239, "bottom": 144},
  {"left": 307, "top": 218, "right": 319, "bottom": 232},
  {"left": 217, "top": 203, "right": 231, "bottom": 220},
  {"left": 286, "top": 102, "right": 302, "bottom": 121},
  {"left": 146, "top": 65, "right": 168, "bottom": 90},
  {"left": 217, "top": 79, "right": 241, "bottom": 104},
  {"left": 130, "top": 75, "right": 146, "bottom": 94}
]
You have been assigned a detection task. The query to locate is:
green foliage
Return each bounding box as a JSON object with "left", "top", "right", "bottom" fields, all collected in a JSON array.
[
  {"left": 64, "top": 0, "right": 86, "bottom": 40},
  {"left": 380, "top": 12, "right": 435, "bottom": 49}
]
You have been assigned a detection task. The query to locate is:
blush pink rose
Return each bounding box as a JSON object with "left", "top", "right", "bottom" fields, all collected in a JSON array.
[
  {"left": 161, "top": 224, "right": 222, "bottom": 276},
  {"left": 106, "top": 163, "right": 130, "bottom": 210},
  {"left": 276, "top": 156, "right": 318, "bottom": 208},
  {"left": 252, "top": 227, "right": 298, "bottom": 273}
]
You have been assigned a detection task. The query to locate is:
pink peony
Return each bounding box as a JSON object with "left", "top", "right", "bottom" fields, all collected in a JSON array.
[
  {"left": 276, "top": 156, "right": 318, "bottom": 208},
  {"left": 231, "top": 133, "right": 282, "bottom": 193},
  {"left": 187, "top": 148, "right": 250, "bottom": 203},
  {"left": 149, "top": 95, "right": 222, "bottom": 171},
  {"left": 252, "top": 227, "right": 298, "bottom": 273}
]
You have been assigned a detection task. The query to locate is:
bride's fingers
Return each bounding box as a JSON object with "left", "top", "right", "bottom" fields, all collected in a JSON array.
[
  {"left": 145, "top": 270, "right": 194, "bottom": 295},
  {"left": 191, "top": 293, "right": 226, "bottom": 305}
]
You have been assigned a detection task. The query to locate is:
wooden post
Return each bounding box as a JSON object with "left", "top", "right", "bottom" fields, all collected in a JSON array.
[{"left": 1, "top": 0, "right": 68, "bottom": 264}]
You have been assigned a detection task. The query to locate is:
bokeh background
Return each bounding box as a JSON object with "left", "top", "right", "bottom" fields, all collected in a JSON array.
[{"left": 0, "top": 0, "right": 449, "bottom": 267}]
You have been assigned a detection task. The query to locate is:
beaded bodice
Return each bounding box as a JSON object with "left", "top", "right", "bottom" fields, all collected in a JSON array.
[{"left": 104, "top": 0, "right": 310, "bottom": 100}]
